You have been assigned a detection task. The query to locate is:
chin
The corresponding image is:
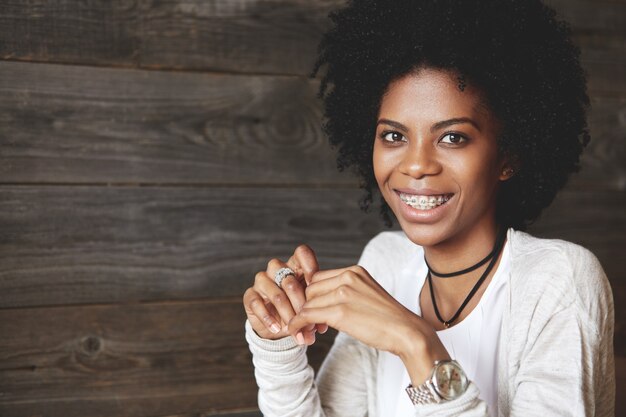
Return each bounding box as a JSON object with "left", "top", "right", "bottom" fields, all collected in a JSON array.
[{"left": 396, "top": 218, "right": 453, "bottom": 248}]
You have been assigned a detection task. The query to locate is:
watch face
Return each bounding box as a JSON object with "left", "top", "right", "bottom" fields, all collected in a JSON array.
[{"left": 433, "top": 360, "right": 469, "bottom": 400}]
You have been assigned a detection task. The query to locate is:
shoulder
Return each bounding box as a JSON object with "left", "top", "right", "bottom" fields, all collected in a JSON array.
[{"left": 507, "top": 229, "right": 613, "bottom": 335}]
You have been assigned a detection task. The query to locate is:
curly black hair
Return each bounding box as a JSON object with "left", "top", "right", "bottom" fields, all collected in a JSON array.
[{"left": 309, "top": 0, "right": 591, "bottom": 230}]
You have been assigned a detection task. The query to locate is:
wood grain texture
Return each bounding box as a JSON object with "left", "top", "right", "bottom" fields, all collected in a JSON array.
[
  {"left": 0, "top": 296, "right": 620, "bottom": 417},
  {"left": 0, "top": 0, "right": 624, "bottom": 79},
  {"left": 0, "top": 299, "right": 336, "bottom": 417},
  {"left": 575, "top": 96, "right": 626, "bottom": 191},
  {"left": 0, "top": 184, "right": 623, "bottom": 354},
  {"left": 1, "top": 61, "right": 624, "bottom": 189},
  {"left": 0, "top": 61, "right": 353, "bottom": 186},
  {"left": 0, "top": 186, "right": 385, "bottom": 308},
  {"left": 0, "top": 0, "right": 335, "bottom": 75}
]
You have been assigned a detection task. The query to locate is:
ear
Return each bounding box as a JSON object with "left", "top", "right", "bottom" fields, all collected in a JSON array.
[{"left": 498, "top": 155, "right": 519, "bottom": 181}]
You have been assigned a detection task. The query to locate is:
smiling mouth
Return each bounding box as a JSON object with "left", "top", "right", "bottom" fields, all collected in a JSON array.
[{"left": 397, "top": 192, "right": 453, "bottom": 210}]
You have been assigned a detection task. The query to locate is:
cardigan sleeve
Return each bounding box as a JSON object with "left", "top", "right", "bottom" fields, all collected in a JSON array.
[
  {"left": 508, "top": 302, "right": 614, "bottom": 416},
  {"left": 245, "top": 320, "right": 374, "bottom": 416},
  {"left": 245, "top": 319, "right": 324, "bottom": 416},
  {"left": 506, "top": 246, "right": 615, "bottom": 417}
]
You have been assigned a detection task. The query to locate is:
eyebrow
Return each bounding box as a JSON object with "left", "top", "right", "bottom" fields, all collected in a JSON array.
[{"left": 377, "top": 117, "right": 482, "bottom": 133}]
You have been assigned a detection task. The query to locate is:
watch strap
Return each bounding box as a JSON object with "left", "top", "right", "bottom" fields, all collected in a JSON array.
[{"left": 405, "top": 381, "right": 442, "bottom": 405}]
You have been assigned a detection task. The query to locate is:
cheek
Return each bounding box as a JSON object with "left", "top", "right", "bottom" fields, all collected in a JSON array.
[
  {"left": 450, "top": 152, "right": 501, "bottom": 198},
  {"left": 372, "top": 142, "right": 386, "bottom": 184},
  {"left": 372, "top": 143, "right": 402, "bottom": 191}
]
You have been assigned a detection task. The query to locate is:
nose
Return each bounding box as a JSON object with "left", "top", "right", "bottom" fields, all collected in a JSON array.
[{"left": 398, "top": 140, "right": 442, "bottom": 179}]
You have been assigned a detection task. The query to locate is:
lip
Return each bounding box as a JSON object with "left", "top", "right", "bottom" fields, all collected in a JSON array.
[
  {"left": 393, "top": 189, "right": 454, "bottom": 223},
  {"left": 394, "top": 187, "right": 449, "bottom": 196}
]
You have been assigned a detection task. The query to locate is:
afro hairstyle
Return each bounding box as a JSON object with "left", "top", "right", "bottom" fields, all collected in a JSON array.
[{"left": 310, "top": 0, "right": 591, "bottom": 230}]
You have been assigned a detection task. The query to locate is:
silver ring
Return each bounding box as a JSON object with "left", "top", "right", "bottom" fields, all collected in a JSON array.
[{"left": 274, "top": 267, "right": 295, "bottom": 289}]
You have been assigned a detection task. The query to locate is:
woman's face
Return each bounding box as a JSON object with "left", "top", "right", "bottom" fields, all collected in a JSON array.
[{"left": 373, "top": 67, "right": 508, "bottom": 248}]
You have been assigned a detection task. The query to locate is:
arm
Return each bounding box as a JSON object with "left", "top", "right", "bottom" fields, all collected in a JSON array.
[
  {"left": 245, "top": 320, "right": 323, "bottom": 417},
  {"left": 316, "top": 331, "right": 376, "bottom": 416},
  {"left": 507, "top": 303, "right": 614, "bottom": 416},
  {"left": 245, "top": 320, "right": 374, "bottom": 417},
  {"left": 504, "top": 247, "right": 615, "bottom": 417}
]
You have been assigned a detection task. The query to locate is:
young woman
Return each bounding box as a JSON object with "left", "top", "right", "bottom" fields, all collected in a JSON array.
[{"left": 242, "top": 0, "right": 615, "bottom": 415}]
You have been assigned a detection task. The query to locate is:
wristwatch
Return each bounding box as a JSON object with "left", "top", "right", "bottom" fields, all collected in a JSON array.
[{"left": 405, "top": 359, "right": 469, "bottom": 405}]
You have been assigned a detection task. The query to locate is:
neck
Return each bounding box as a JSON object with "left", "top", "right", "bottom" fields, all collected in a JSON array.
[{"left": 423, "top": 220, "right": 500, "bottom": 276}]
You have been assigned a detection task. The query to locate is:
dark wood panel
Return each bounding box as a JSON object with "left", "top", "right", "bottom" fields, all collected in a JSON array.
[
  {"left": 0, "top": 61, "right": 354, "bottom": 185},
  {"left": 0, "top": 295, "right": 621, "bottom": 417},
  {"left": 0, "top": 185, "right": 623, "bottom": 348},
  {"left": 581, "top": 45, "right": 626, "bottom": 98},
  {"left": 0, "top": 0, "right": 624, "bottom": 76},
  {"left": 1, "top": 61, "right": 624, "bottom": 188},
  {"left": 0, "top": 0, "right": 335, "bottom": 75},
  {"left": 570, "top": 96, "right": 626, "bottom": 191},
  {"left": 544, "top": 0, "right": 626, "bottom": 36},
  {"left": 0, "top": 299, "right": 337, "bottom": 417},
  {"left": 0, "top": 186, "right": 385, "bottom": 308}
]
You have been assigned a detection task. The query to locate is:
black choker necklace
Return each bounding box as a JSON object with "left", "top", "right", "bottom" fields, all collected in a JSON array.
[{"left": 426, "top": 228, "right": 507, "bottom": 328}]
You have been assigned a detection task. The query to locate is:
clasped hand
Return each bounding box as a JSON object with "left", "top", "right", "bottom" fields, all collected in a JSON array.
[{"left": 243, "top": 244, "right": 449, "bottom": 369}]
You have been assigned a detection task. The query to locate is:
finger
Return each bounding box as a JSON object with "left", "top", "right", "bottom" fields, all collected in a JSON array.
[
  {"left": 243, "top": 288, "right": 281, "bottom": 335},
  {"left": 267, "top": 258, "right": 316, "bottom": 336},
  {"left": 287, "top": 244, "right": 319, "bottom": 285},
  {"left": 289, "top": 304, "right": 345, "bottom": 336},
  {"left": 310, "top": 265, "right": 365, "bottom": 284},
  {"left": 305, "top": 283, "right": 357, "bottom": 310},
  {"left": 316, "top": 323, "right": 329, "bottom": 334},
  {"left": 279, "top": 274, "right": 306, "bottom": 313},
  {"left": 305, "top": 270, "right": 352, "bottom": 302},
  {"left": 281, "top": 273, "right": 317, "bottom": 338},
  {"left": 255, "top": 269, "right": 298, "bottom": 327}
]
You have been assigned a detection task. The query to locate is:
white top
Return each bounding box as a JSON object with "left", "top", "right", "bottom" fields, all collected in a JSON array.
[
  {"left": 244, "top": 228, "right": 615, "bottom": 417},
  {"left": 378, "top": 239, "right": 510, "bottom": 417}
]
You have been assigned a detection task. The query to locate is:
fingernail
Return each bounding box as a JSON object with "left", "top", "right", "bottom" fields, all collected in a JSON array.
[
  {"left": 270, "top": 323, "right": 280, "bottom": 334},
  {"left": 296, "top": 332, "right": 305, "bottom": 345}
]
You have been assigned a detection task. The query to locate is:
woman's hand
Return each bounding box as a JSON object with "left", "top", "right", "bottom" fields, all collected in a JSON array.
[
  {"left": 287, "top": 265, "right": 451, "bottom": 385},
  {"left": 243, "top": 244, "right": 328, "bottom": 344}
]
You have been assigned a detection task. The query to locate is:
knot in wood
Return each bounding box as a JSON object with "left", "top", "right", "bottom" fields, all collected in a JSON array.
[{"left": 81, "top": 335, "right": 102, "bottom": 355}]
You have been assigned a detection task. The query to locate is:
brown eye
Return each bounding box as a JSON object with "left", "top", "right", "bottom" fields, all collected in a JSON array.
[
  {"left": 440, "top": 133, "right": 467, "bottom": 144},
  {"left": 381, "top": 131, "right": 405, "bottom": 143}
]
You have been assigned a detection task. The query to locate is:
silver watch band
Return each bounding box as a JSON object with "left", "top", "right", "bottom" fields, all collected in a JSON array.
[{"left": 405, "top": 381, "right": 441, "bottom": 405}]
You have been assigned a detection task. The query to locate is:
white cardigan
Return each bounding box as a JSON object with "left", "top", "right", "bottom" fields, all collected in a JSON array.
[{"left": 245, "top": 229, "right": 615, "bottom": 416}]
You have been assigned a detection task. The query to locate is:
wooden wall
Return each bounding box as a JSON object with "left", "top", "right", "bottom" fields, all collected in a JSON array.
[{"left": 0, "top": 1, "right": 623, "bottom": 416}]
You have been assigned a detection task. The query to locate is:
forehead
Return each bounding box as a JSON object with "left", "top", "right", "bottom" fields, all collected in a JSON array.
[{"left": 379, "top": 68, "right": 493, "bottom": 124}]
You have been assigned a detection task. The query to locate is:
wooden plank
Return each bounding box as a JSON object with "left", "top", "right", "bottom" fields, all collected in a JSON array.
[
  {"left": 579, "top": 41, "right": 626, "bottom": 97},
  {"left": 1, "top": 61, "right": 624, "bottom": 188},
  {"left": 570, "top": 96, "right": 626, "bottom": 191},
  {"left": 544, "top": 0, "right": 626, "bottom": 37},
  {"left": 0, "top": 185, "right": 623, "bottom": 349},
  {"left": 0, "top": 0, "right": 624, "bottom": 75},
  {"left": 0, "top": 292, "right": 620, "bottom": 417},
  {"left": 0, "top": 186, "right": 386, "bottom": 308},
  {"left": 0, "top": 61, "right": 354, "bottom": 186},
  {"left": 0, "top": 0, "right": 336, "bottom": 75},
  {"left": 0, "top": 299, "right": 337, "bottom": 417}
]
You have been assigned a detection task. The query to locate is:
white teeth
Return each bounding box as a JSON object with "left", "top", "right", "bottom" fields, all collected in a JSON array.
[{"left": 399, "top": 192, "right": 451, "bottom": 210}]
